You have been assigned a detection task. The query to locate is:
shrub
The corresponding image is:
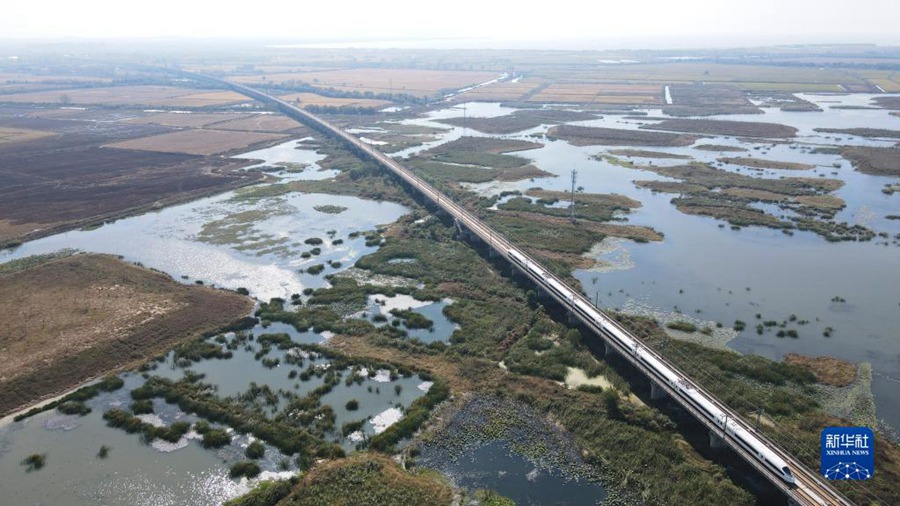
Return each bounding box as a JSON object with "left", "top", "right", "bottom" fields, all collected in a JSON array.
[
  {"left": 97, "top": 445, "right": 110, "bottom": 459},
  {"left": 22, "top": 453, "right": 46, "bottom": 471},
  {"left": 307, "top": 264, "right": 325, "bottom": 275},
  {"left": 390, "top": 309, "right": 433, "bottom": 329},
  {"left": 193, "top": 420, "right": 211, "bottom": 434},
  {"left": 230, "top": 461, "right": 262, "bottom": 479},
  {"left": 131, "top": 399, "right": 154, "bottom": 415},
  {"left": 666, "top": 321, "right": 697, "bottom": 333},
  {"left": 202, "top": 429, "right": 232, "bottom": 449},
  {"left": 57, "top": 400, "right": 91, "bottom": 416},
  {"left": 345, "top": 399, "right": 359, "bottom": 411},
  {"left": 245, "top": 441, "right": 266, "bottom": 460},
  {"left": 304, "top": 238, "right": 323, "bottom": 245}
]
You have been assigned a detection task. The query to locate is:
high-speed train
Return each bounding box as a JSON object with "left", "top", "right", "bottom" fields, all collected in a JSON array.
[{"left": 507, "top": 249, "right": 796, "bottom": 485}]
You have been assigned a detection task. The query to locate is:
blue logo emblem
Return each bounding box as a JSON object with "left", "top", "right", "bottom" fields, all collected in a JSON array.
[{"left": 821, "top": 427, "right": 874, "bottom": 480}]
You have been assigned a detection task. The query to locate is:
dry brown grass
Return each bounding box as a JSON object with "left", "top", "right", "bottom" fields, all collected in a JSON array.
[
  {"left": 288, "top": 453, "right": 454, "bottom": 505},
  {"left": 721, "top": 188, "right": 789, "bottom": 201},
  {"left": 550, "top": 124, "right": 699, "bottom": 147},
  {"left": 105, "top": 129, "right": 286, "bottom": 156},
  {"left": 0, "top": 218, "right": 40, "bottom": 240},
  {"left": 793, "top": 195, "right": 846, "bottom": 210},
  {"left": 869, "top": 78, "right": 900, "bottom": 92},
  {"left": 718, "top": 157, "right": 815, "bottom": 171},
  {"left": 526, "top": 189, "right": 641, "bottom": 209},
  {"left": 0, "top": 254, "right": 253, "bottom": 416},
  {"left": 0, "top": 86, "right": 246, "bottom": 107},
  {"left": 783, "top": 353, "right": 856, "bottom": 387},
  {"left": 158, "top": 90, "right": 248, "bottom": 107},
  {"left": 127, "top": 112, "right": 252, "bottom": 128},
  {"left": 0, "top": 73, "right": 113, "bottom": 84},
  {"left": 528, "top": 83, "right": 662, "bottom": 104},
  {"left": 211, "top": 114, "right": 305, "bottom": 133},
  {"left": 1, "top": 85, "right": 197, "bottom": 105},
  {"left": 841, "top": 146, "right": 900, "bottom": 176},
  {"left": 235, "top": 68, "right": 499, "bottom": 97},
  {"left": 721, "top": 189, "right": 846, "bottom": 211},
  {"left": 277, "top": 92, "right": 391, "bottom": 109},
  {"left": 644, "top": 119, "right": 797, "bottom": 138},
  {"left": 454, "top": 78, "right": 545, "bottom": 101},
  {"left": 0, "top": 126, "right": 54, "bottom": 144}
]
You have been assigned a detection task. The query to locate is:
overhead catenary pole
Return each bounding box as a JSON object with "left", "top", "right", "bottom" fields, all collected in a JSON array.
[{"left": 570, "top": 167, "right": 578, "bottom": 223}]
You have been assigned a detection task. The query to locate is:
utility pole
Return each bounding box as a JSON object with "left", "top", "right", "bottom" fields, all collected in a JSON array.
[
  {"left": 570, "top": 168, "right": 578, "bottom": 223},
  {"left": 463, "top": 103, "right": 467, "bottom": 136}
]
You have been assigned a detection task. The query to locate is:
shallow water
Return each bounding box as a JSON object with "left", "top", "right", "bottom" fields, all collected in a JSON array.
[
  {"left": 0, "top": 173, "right": 410, "bottom": 301},
  {"left": 396, "top": 99, "right": 900, "bottom": 430},
  {"left": 0, "top": 139, "right": 419, "bottom": 503},
  {"left": 0, "top": 317, "right": 428, "bottom": 505},
  {"left": 437, "top": 440, "right": 606, "bottom": 505},
  {"left": 364, "top": 293, "right": 459, "bottom": 343}
]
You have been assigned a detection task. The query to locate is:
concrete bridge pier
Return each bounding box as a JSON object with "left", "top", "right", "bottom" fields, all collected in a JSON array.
[
  {"left": 453, "top": 219, "right": 469, "bottom": 240},
  {"left": 709, "top": 430, "right": 725, "bottom": 450},
  {"left": 650, "top": 382, "right": 667, "bottom": 400},
  {"left": 604, "top": 342, "right": 617, "bottom": 356}
]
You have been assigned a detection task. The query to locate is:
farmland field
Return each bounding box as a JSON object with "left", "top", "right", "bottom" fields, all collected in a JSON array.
[
  {"left": 126, "top": 112, "right": 252, "bottom": 128},
  {"left": 0, "top": 111, "right": 264, "bottom": 245},
  {"left": 0, "top": 126, "right": 54, "bottom": 144},
  {"left": 454, "top": 77, "right": 545, "bottom": 101},
  {"left": 234, "top": 68, "right": 500, "bottom": 97},
  {"left": 105, "top": 129, "right": 287, "bottom": 155},
  {"left": 211, "top": 113, "right": 306, "bottom": 132},
  {"left": 277, "top": 92, "right": 392, "bottom": 109},
  {"left": 0, "top": 85, "right": 248, "bottom": 107},
  {"left": 528, "top": 83, "right": 662, "bottom": 104}
]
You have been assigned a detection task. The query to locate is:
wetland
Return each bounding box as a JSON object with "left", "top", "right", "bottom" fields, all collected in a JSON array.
[{"left": 1, "top": 52, "right": 899, "bottom": 506}]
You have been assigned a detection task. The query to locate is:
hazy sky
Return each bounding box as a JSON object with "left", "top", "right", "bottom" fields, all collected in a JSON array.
[{"left": 3, "top": 0, "right": 898, "bottom": 48}]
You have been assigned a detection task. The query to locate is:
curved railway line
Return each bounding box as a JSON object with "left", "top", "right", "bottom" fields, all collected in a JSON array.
[{"left": 189, "top": 72, "right": 861, "bottom": 506}]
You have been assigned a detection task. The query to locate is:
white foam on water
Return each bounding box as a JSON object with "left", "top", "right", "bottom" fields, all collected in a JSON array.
[
  {"left": 151, "top": 437, "right": 190, "bottom": 453},
  {"left": 136, "top": 414, "right": 166, "bottom": 427},
  {"left": 370, "top": 407, "right": 403, "bottom": 434}
]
